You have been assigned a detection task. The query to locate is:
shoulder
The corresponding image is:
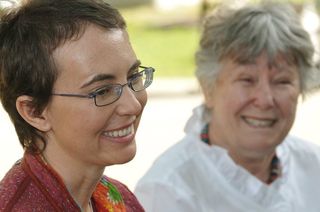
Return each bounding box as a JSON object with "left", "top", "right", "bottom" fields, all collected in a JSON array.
[
  {"left": 280, "top": 135, "right": 320, "bottom": 163},
  {"left": 134, "top": 179, "right": 199, "bottom": 212},
  {"left": 283, "top": 135, "right": 320, "bottom": 154},
  {"left": 138, "top": 136, "right": 199, "bottom": 184},
  {"left": 105, "top": 176, "right": 144, "bottom": 212},
  {"left": 0, "top": 160, "right": 29, "bottom": 211},
  {"left": 0, "top": 156, "right": 66, "bottom": 211},
  {"left": 135, "top": 135, "right": 207, "bottom": 201}
]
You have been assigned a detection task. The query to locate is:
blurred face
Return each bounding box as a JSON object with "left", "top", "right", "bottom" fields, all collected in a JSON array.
[
  {"left": 43, "top": 25, "right": 147, "bottom": 168},
  {"left": 206, "top": 54, "right": 300, "bottom": 159}
]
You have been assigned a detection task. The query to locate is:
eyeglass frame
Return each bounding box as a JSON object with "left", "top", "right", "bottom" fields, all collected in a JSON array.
[{"left": 51, "top": 65, "right": 155, "bottom": 107}]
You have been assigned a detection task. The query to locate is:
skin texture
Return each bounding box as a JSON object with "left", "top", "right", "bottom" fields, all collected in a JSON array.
[
  {"left": 31, "top": 25, "right": 147, "bottom": 209},
  {"left": 205, "top": 54, "right": 300, "bottom": 182}
]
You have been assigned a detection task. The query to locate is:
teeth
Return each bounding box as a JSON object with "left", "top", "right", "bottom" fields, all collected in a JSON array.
[
  {"left": 105, "top": 125, "right": 133, "bottom": 137},
  {"left": 243, "top": 117, "right": 275, "bottom": 127}
]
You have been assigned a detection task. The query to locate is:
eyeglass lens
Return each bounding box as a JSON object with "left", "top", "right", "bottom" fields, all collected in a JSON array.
[{"left": 95, "top": 67, "right": 153, "bottom": 106}]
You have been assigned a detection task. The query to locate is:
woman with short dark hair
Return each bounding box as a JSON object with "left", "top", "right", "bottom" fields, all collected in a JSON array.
[{"left": 0, "top": 0, "right": 154, "bottom": 211}]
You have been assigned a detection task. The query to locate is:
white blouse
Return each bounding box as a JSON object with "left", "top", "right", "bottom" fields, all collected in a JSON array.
[{"left": 135, "top": 105, "right": 320, "bottom": 212}]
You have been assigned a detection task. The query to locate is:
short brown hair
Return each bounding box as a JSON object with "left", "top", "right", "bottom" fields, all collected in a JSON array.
[{"left": 0, "top": 0, "right": 126, "bottom": 153}]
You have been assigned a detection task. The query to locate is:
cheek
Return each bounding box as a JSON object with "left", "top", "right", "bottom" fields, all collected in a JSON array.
[
  {"left": 281, "top": 99, "right": 298, "bottom": 117},
  {"left": 230, "top": 90, "right": 250, "bottom": 105},
  {"left": 137, "top": 90, "right": 148, "bottom": 110},
  {"left": 277, "top": 91, "right": 299, "bottom": 118},
  {"left": 48, "top": 102, "right": 108, "bottom": 135},
  {"left": 133, "top": 91, "right": 148, "bottom": 128},
  {"left": 216, "top": 87, "right": 249, "bottom": 111}
]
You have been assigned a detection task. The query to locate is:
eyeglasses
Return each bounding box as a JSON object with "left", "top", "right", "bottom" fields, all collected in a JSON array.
[{"left": 52, "top": 66, "right": 155, "bottom": 107}]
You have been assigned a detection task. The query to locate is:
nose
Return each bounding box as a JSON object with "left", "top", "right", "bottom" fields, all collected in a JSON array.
[
  {"left": 252, "top": 81, "right": 275, "bottom": 109},
  {"left": 116, "top": 85, "right": 143, "bottom": 115}
]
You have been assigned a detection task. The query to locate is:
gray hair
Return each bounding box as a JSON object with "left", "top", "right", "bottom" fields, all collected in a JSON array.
[{"left": 195, "top": 2, "right": 316, "bottom": 96}]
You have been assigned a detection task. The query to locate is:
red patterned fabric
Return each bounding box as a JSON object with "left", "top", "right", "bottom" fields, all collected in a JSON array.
[{"left": 0, "top": 152, "right": 144, "bottom": 212}]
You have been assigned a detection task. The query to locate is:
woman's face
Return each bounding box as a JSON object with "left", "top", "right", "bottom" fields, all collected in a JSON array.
[
  {"left": 206, "top": 54, "right": 300, "bottom": 158},
  {"left": 43, "top": 25, "right": 147, "bottom": 169}
]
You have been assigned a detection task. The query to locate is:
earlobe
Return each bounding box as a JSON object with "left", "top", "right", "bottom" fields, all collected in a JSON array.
[
  {"left": 203, "top": 89, "right": 215, "bottom": 109},
  {"left": 16, "top": 96, "right": 51, "bottom": 132}
]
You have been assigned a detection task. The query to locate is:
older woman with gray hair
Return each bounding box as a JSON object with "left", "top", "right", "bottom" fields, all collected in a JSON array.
[{"left": 135, "top": 2, "right": 320, "bottom": 211}]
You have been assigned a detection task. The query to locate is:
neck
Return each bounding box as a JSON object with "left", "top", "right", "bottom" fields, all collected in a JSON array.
[
  {"left": 41, "top": 149, "right": 104, "bottom": 210},
  {"left": 228, "top": 151, "right": 275, "bottom": 183},
  {"left": 207, "top": 124, "right": 276, "bottom": 183},
  {"left": 66, "top": 172, "right": 101, "bottom": 210}
]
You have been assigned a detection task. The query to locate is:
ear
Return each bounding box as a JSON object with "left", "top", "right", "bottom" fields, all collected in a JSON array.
[
  {"left": 202, "top": 85, "right": 215, "bottom": 109},
  {"left": 16, "top": 96, "right": 51, "bottom": 132}
]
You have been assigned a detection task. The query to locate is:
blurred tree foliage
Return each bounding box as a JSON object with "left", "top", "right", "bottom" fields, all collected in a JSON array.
[
  {"left": 119, "top": 0, "right": 315, "bottom": 77},
  {"left": 120, "top": 6, "right": 200, "bottom": 77},
  {"left": 0, "top": 0, "right": 317, "bottom": 78}
]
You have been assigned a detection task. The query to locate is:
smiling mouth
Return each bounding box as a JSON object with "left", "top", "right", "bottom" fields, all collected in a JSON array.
[
  {"left": 104, "top": 124, "right": 134, "bottom": 138},
  {"left": 242, "top": 117, "right": 276, "bottom": 127}
]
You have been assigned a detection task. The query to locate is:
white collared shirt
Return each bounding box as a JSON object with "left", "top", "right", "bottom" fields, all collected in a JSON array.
[{"left": 135, "top": 105, "right": 320, "bottom": 212}]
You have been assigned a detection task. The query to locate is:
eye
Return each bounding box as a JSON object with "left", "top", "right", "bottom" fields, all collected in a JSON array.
[
  {"left": 274, "top": 78, "right": 292, "bottom": 85},
  {"left": 239, "top": 77, "right": 254, "bottom": 84},
  {"left": 128, "top": 71, "right": 142, "bottom": 81},
  {"left": 278, "top": 80, "right": 290, "bottom": 84},
  {"left": 93, "top": 85, "right": 113, "bottom": 97},
  {"left": 242, "top": 78, "right": 253, "bottom": 82}
]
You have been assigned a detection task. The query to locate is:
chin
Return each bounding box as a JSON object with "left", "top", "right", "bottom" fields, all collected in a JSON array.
[
  {"left": 115, "top": 143, "right": 137, "bottom": 165},
  {"left": 113, "top": 154, "right": 136, "bottom": 165},
  {"left": 119, "top": 154, "right": 136, "bottom": 165}
]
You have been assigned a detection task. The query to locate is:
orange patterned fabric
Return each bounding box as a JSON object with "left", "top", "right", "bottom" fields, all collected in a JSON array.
[{"left": 93, "top": 176, "right": 126, "bottom": 212}]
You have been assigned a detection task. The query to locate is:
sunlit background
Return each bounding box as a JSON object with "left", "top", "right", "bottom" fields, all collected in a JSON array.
[{"left": 0, "top": 0, "right": 320, "bottom": 191}]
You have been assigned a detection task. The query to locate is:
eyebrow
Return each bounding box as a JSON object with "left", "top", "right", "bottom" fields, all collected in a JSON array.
[{"left": 80, "top": 60, "right": 141, "bottom": 88}]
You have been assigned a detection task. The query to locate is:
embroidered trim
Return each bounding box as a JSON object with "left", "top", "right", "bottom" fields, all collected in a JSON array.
[{"left": 92, "top": 176, "right": 125, "bottom": 212}]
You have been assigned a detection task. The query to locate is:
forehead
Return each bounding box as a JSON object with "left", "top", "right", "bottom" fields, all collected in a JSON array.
[
  {"left": 223, "top": 53, "right": 299, "bottom": 74},
  {"left": 52, "top": 25, "right": 136, "bottom": 88},
  {"left": 53, "top": 24, "right": 132, "bottom": 66}
]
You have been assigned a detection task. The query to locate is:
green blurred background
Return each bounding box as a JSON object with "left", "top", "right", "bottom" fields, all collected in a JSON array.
[
  {"left": 118, "top": 3, "right": 200, "bottom": 78},
  {"left": 0, "top": 0, "right": 317, "bottom": 78},
  {"left": 105, "top": 0, "right": 317, "bottom": 78}
]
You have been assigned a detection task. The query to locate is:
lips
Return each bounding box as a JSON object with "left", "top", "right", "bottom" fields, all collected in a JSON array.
[
  {"left": 103, "top": 124, "right": 134, "bottom": 138},
  {"left": 242, "top": 116, "right": 277, "bottom": 127}
]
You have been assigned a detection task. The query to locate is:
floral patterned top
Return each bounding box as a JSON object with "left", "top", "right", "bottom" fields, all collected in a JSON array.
[{"left": 93, "top": 176, "right": 126, "bottom": 211}]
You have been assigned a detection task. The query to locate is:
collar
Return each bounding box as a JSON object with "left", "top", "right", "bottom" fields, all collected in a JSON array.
[
  {"left": 200, "top": 124, "right": 282, "bottom": 184},
  {"left": 23, "top": 152, "right": 126, "bottom": 211},
  {"left": 92, "top": 176, "right": 126, "bottom": 212}
]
